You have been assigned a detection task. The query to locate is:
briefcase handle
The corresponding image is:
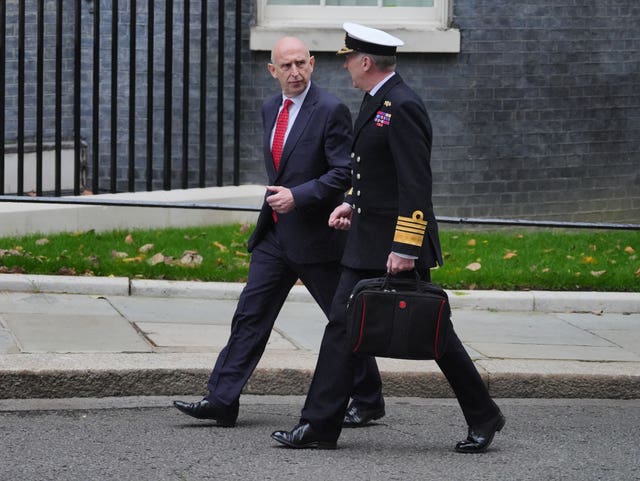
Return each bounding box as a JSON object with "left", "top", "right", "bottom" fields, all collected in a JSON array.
[{"left": 383, "top": 269, "right": 422, "bottom": 291}]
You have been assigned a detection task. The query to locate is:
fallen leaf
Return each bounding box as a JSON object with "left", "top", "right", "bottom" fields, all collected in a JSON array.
[
  {"left": 0, "top": 249, "right": 23, "bottom": 257},
  {"left": 515, "top": 234, "right": 524, "bottom": 239},
  {"left": 139, "top": 243, "right": 154, "bottom": 254},
  {"left": 125, "top": 234, "right": 134, "bottom": 244},
  {"left": 179, "top": 250, "right": 203, "bottom": 266},
  {"left": 122, "top": 256, "right": 143, "bottom": 263},
  {"left": 235, "top": 251, "right": 249, "bottom": 257},
  {"left": 111, "top": 250, "right": 128, "bottom": 258},
  {"left": 465, "top": 262, "right": 482, "bottom": 272},
  {"left": 589, "top": 244, "right": 597, "bottom": 251},
  {"left": 625, "top": 246, "right": 636, "bottom": 254},
  {"left": 148, "top": 253, "right": 166, "bottom": 265},
  {"left": 590, "top": 270, "right": 606, "bottom": 277},
  {"left": 213, "top": 241, "right": 228, "bottom": 252},
  {"left": 184, "top": 233, "right": 206, "bottom": 240},
  {"left": 239, "top": 223, "right": 251, "bottom": 234},
  {"left": 635, "top": 267, "right": 640, "bottom": 277},
  {"left": 467, "top": 239, "right": 476, "bottom": 246},
  {"left": 503, "top": 251, "right": 517, "bottom": 259},
  {"left": 542, "top": 268, "right": 550, "bottom": 273},
  {"left": 85, "top": 255, "right": 100, "bottom": 265},
  {"left": 0, "top": 266, "right": 25, "bottom": 273},
  {"left": 581, "top": 256, "right": 597, "bottom": 264},
  {"left": 35, "top": 238, "right": 49, "bottom": 246},
  {"left": 58, "top": 267, "right": 77, "bottom": 275}
]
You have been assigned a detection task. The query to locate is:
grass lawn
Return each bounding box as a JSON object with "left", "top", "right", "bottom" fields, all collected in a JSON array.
[{"left": 0, "top": 224, "right": 638, "bottom": 291}]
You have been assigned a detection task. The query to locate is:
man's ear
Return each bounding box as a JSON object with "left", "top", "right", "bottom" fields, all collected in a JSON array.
[
  {"left": 309, "top": 55, "right": 316, "bottom": 71},
  {"left": 362, "top": 55, "right": 371, "bottom": 72},
  {"left": 267, "top": 63, "right": 277, "bottom": 78}
]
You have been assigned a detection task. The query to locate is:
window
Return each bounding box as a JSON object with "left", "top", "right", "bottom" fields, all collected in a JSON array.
[{"left": 251, "top": 0, "right": 460, "bottom": 53}]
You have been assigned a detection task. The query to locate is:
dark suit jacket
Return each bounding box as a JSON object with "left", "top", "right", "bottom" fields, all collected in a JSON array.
[
  {"left": 343, "top": 73, "right": 443, "bottom": 270},
  {"left": 247, "top": 82, "right": 353, "bottom": 264}
]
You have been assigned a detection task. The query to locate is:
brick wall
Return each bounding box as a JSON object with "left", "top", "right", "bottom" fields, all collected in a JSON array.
[
  {"left": 240, "top": 1, "right": 640, "bottom": 223},
  {"left": 2, "top": 0, "right": 639, "bottom": 222}
]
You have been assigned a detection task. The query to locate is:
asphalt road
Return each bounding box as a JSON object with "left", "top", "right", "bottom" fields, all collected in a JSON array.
[{"left": 2, "top": 396, "right": 639, "bottom": 481}]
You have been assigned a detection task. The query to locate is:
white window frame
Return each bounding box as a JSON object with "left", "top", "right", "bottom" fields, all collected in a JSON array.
[{"left": 250, "top": 0, "right": 460, "bottom": 53}]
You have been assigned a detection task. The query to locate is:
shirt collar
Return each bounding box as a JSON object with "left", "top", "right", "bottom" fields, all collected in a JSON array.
[
  {"left": 369, "top": 72, "right": 396, "bottom": 97},
  {"left": 282, "top": 81, "right": 312, "bottom": 107}
]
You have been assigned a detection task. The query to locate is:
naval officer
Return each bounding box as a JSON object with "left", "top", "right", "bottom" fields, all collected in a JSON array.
[{"left": 271, "top": 23, "right": 505, "bottom": 453}]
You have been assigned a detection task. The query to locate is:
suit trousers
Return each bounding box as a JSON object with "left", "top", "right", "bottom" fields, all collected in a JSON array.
[
  {"left": 206, "top": 227, "right": 383, "bottom": 410},
  {"left": 300, "top": 267, "right": 500, "bottom": 440}
]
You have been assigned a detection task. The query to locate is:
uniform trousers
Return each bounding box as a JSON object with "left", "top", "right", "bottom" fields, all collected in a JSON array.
[
  {"left": 206, "top": 227, "right": 383, "bottom": 410},
  {"left": 301, "top": 266, "right": 500, "bottom": 440}
]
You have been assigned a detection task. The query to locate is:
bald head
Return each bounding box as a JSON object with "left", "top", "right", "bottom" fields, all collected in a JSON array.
[
  {"left": 268, "top": 37, "right": 315, "bottom": 98},
  {"left": 270, "top": 36, "right": 310, "bottom": 64}
]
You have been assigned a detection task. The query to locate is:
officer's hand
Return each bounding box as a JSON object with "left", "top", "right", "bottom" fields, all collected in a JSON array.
[
  {"left": 328, "top": 203, "right": 352, "bottom": 230},
  {"left": 266, "top": 185, "right": 295, "bottom": 213},
  {"left": 386, "top": 253, "right": 415, "bottom": 274}
]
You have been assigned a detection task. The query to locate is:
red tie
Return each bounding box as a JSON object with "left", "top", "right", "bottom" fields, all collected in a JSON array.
[{"left": 272, "top": 98, "right": 293, "bottom": 170}]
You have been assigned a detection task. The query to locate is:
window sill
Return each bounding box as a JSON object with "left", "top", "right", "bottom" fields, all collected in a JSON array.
[{"left": 250, "top": 25, "right": 460, "bottom": 54}]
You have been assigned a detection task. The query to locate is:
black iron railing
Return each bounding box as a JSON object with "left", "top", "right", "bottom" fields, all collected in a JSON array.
[
  {"left": 0, "top": 0, "right": 241, "bottom": 197},
  {"left": 1, "top": 195, "right": 640, "bottom": 231}
]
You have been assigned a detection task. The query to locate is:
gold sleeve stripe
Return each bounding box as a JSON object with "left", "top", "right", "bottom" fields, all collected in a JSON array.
[
  {"left": 346, "top": 188, "right": 353, "bottom": 196},
  {"left": 396, "top": 226, "right": 425, "bottom": 236},
  {"left": 393, "top": 210, "right": 427, "bottom": 247},
  {"left": 397, "top": 211, "right": 427, "bottom": 226},
  {"left": 394, "top": 231, "right": 424, "bottom": 247},
  {"left": 396, "top": 221, "right": 425, "bottom": 233}
]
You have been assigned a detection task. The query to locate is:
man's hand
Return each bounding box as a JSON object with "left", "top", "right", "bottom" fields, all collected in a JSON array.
[
  {"left": 386, "top": 252, "right": 415, "bottom": 274},
  {"left": 266, "top": 185, "right": 296, "bottom": 214},
  {"left": 328, "top": 203, "right": 353, "bottom": 230}
]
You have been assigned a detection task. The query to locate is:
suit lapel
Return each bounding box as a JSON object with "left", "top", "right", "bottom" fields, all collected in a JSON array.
[
  {"left": 354, "top": 73, "right": 403, "bottom": 140},
  {"left": 264, "top": 96, "right": 281, "bottom": 179}
]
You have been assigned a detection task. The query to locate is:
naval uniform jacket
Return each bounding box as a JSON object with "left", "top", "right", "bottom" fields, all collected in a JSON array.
[
  {"left": 247, "top": 82, "right": 353, "bottom": 264},
  {"left": 343, "top": 73, "right": 443, "bottom": 270}
]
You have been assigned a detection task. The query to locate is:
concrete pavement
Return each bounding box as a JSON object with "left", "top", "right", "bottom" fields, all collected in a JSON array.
[{"left": 0, "top": 273, "right": 639, "bottom": 400}]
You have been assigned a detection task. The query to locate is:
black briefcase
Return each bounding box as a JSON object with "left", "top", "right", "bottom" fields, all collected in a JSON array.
[{"left": 346, "top": 273, "right": 452, "bottom": 360}]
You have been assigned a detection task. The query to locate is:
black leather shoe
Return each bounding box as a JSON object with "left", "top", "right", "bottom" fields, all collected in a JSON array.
[
  {"left": 173, "top": 399, "right": 238, "bottom": 427},
  {"left": 455, "top": 412, "right": 506, "bottom": 453},
  {"left": 342, "top": 404, "right": 386, "bottom": 428},
  {"left": 271, "top": 423, "right": 337, "bottom": 449}
]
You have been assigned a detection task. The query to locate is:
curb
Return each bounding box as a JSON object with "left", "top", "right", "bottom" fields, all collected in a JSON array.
[
  {"left": 1, "top": 273, "right": 639, "bottom": 313},
  {"left": 1, "top": 353, "right": 639, "bottom": 400}
]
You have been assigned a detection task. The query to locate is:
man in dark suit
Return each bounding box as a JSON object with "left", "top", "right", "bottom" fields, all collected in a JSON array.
[
  {"left": 272, "top": 24, "right": 505, "bottom": 453},
  {"left": 173, "top": 36, "right": 384, "bottom": 427}
]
